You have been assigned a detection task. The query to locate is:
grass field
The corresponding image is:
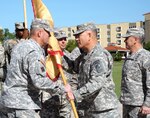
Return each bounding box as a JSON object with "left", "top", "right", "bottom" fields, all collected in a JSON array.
[{"left": 112, "top": 61, "right": 123, "bottom": 97}]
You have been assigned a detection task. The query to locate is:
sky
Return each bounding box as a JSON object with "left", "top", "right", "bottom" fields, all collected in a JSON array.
[{"left": 0, "top": 0, "right": 150, "bottom": 33}]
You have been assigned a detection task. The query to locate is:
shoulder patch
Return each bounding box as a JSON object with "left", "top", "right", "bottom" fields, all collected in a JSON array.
[{"left": 93, "top": 60, "right": 103, "bottom": 73}]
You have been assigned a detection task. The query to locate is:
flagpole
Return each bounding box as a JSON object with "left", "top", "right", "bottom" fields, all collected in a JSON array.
[
  {"left": 58, "top": 67, "right": 79, "bottom": 118},
  {"left": 31, "top": 0, "right": 79, "bottom": 117},
  {"left": 23, "top": 0, "right": 27, "bottom": 28}
]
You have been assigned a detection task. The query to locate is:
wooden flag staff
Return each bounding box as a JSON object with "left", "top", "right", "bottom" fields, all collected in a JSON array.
[{"left": 23, "top": 0, "right": 27, "bottom": 28}]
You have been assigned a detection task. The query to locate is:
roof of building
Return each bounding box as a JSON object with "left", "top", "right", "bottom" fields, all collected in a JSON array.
[
  {"left": 105, "top": 45, "right": 129, "bottom": 52},
  {"left": 143, "top": 12, "right": 150, "bottom": 15}
]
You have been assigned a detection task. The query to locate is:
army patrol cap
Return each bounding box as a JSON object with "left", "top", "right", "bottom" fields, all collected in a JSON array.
[
  {"left": 54, "top": 29, "right": 67, "bottom": 39},
  {"left": 30, "top": 18, "right": 53, "bottom": 33},
  {"left": 73, "top": 22, "right": 97, "bottom": 36},
  {"left": 122, "top": 28, "right": 145, "bottom": 40},
  {"left": 15, "top": 22, "right": 25, "bottom": 30}
]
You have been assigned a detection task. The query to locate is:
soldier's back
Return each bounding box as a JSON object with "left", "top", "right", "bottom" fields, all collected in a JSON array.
[
  {"left": 0, "top": 44, "right": 6, "bottom": 81},
  {"left": 3, "top": 39, "right": 18, "bottom": 63}
]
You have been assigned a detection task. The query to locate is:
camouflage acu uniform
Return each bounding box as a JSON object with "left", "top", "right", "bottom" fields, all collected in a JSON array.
[
  {"left": 74, "top": 43, "right": 120, "bottom": 118},
  {"left": 3, "top": 39, "right": 18, "bottom": 64},
  {"left": 3, "top": 22, "right": 26, "bottom": 64},
  {"left": 2, "top": 22, "right": 26, "bottom": 84},
  {"left": 120, "top": 48, "right": 150, "bottom": 118},
  {"left": 0, "top": 44, "right": 7, "bottom": 92},
  {"left": 59, "top": 50, "right": 75, "bottom": 118},
  {"left": 0, "top": 44, "right": 6, "bottom": 81},
  {"left": 0, "top": 18, "right": 64, "bottom": 118},
  {"left": 70, "top": 47, "right": 81, "bottom": 61},
  {"left": 41, "top": 29, "right": 77, "bottom": 118},
  {"left": 41, "top": 49, "right": 77, "bottom": 118},
  {"left": 0, "top": 109, "right": 40, "bottom": 118},
  {"left": 120, "top": 28, "right": 150, "bottom": 118}
]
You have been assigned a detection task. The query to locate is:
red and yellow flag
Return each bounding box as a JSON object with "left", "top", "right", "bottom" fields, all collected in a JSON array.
[
  {"left": 31, "top": 0, "right": 62, "bottom": 81},
  {"left": 31, "top": 1, "right": 78, "bottom": 117}
]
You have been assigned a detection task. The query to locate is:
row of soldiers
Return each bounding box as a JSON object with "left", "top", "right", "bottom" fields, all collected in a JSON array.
[
  {"left": 1, "top": 18, "right": 149, "bottom": 118},
  {"left": 0, "top": 19, "right": 120, "bottom": 118}
]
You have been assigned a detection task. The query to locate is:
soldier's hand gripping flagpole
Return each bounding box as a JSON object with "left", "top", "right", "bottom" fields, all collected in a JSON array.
[{"left": 31, "top": 0, "right": 79, "bottom": 117}]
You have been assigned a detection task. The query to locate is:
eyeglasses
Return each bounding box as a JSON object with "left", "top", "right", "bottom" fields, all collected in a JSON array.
[
  {"left": 74, "top": 32, "right": 84, "bottom": 38},
  {"left": 57, "top": 38, "right": 67, "bottom": 41},
  {"left": 16, "top": 29, "right": 24, "bottom": 32},
  {"left": 44, "top": 29, "right": 51, "bottom": 37}
]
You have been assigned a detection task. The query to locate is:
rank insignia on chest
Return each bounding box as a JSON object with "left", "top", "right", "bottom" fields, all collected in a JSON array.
[{"left": 41, "top": 66, "right": 45, "bottom": 72}]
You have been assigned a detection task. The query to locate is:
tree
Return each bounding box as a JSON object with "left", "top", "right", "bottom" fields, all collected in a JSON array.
[
  {"left": 0, "top": 28, "right": 15, "bottom": 43},
  {"left": 0, "top": 29, "right": 4, "bottom": 43},
  {"left": 66, "top": 39, "right": 77, "bottom": 52},
  {"left": 111, "top": 51, "right": 122, "bottom": 61}
]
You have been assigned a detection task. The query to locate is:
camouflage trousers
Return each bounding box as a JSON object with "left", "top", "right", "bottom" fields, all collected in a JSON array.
[
  {"left": 40, "top": 94, "right": 73, "bottom": 118},
  {"left": 0, "top": 108, "right": 40, "bottom": 118},
  {"left": 78, "top": 108, "right": 120, "bottom": 118},
  {"left": 123, "top": 105, "right": 150, "bottom": 118}
]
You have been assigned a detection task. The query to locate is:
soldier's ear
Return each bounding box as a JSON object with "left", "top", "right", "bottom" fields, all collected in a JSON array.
[
  {"left": 86, "top": 31, "right": 91, "bottom": 38},
  {"left": 37, "top": 29, "right": 43, "bottom": 37},
  {"left": 88, "top": 31, "right": 94, "bottom": 40}
]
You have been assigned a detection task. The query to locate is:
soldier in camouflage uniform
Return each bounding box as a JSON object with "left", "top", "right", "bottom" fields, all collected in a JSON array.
[
  {"left": 3, "top": 22, "right": 29, "bottom": 64},
  {"left": 71, "top": 23, "right": 120, "bottom": 118},
  {"left": 0, "top": 44, "right": 6, "bottom": 87},
  {"left": 0, "top": 18, "right": 65, "bottom": 118},
  {"left": 120, "top": 28, "right": 150, "bottom": 118},
  {"left": 41, "top": 29, "right": 76, "bottom": 118},
  {"left": 1, "top": 23, "right": 29, "bottom": 92}
]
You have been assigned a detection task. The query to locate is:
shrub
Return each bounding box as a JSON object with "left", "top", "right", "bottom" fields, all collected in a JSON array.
[
  {"left": 66, "top": 39, "right": 77, "bottom": 52},
  {"left": 112, "top": 52, "right": 122, "bottom": 61}
]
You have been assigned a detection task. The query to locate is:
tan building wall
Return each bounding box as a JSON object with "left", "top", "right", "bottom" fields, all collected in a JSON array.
[
  {"left": 62, "top": 26, "right": 76, "bottom": 40},
  {"left": 109, "top": 22, "right": 129, "bottom": 48},
  {"left": 96, "top": 24, "right": 108, "bottom": 48},
  {"left": 144, "top": 12, "right": 150, "bottom": 42},
  {"left": 62, "top": 21, "right": 143, "bottom": 48}
]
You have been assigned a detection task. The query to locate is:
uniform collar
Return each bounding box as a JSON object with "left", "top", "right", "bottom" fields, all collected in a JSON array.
[{"left": 84, "top": 43, "right": 100, "bottom": 59}]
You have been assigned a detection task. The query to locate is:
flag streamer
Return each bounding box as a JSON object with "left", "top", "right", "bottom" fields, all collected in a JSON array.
[{"left": 31, "top": 0, "right": 79, "bottom": 117}]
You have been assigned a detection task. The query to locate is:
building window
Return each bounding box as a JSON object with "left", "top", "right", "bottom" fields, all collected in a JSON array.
[
  {"left": 107, "top": 31, "right": 110, "bottom": 35},
  {"left": 107, "top": 25, "right": 110, "bottom": 29},
  {"left": 116, "top": 33, "right": 121, "bottom": 38},
  {"left": 129, "top": 26, "right": 136, "bottom": 28},
  {"left": 97, "top": 28, "right": 101, "bottom": 33},
  {"left": 116, "top": 27, "right": 121, "bottom": 32},
  {"left": 107, "top": 35, "right": 111, "bottom": 42},
  {"left": 68, "top": 27, "right": 71, "bottom": 32},
  {"left": 97, "top": 34, "right": 100, "bottom": 39},
  {"left": 97, "top": 28, "right": 99, "bottom": 33},
  {"left": 116, "top": 40, "right": 121, "bottom": 45},
  {"left": 68, "top": 33, "right": 71, "bottom": 37}
]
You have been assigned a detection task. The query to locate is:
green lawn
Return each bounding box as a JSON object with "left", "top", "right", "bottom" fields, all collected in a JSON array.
[{"left": 112, "top": 61, "right": 123, "bottom": 97}]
